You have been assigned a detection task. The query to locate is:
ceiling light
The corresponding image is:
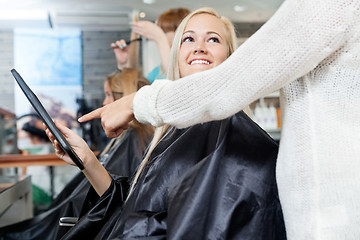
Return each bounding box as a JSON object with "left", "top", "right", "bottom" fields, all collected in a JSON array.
[
  {"left": 143, "top": 0, "right": 156, "bottom": 4},
  {"left": 0, "top": 10, "right": 48, "bottom": 20},
  {"left": 139, "top": 12, "right": 146, "bottom": 18},
  {"left": 234, "top": 5, "right": 247, "bottom": 12}
]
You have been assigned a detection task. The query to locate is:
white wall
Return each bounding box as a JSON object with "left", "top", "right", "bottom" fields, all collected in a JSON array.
[{"left": 0, "top": 30, "right": 14, "bottom": 113}]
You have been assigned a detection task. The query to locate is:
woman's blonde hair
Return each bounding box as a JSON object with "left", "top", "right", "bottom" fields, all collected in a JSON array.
[
  {"left": 107, "top": 69, "right": 153, "bottom": 149},
  {"left": 128, "top": 8, "right": 238, "bottom": 196}
]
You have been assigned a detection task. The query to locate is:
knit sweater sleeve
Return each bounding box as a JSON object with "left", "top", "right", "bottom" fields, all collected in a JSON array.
[{"left": 133, "top": 0, "right": 358, "bottom": 128}]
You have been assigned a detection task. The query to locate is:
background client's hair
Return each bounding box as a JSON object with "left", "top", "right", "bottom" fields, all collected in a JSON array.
[{"left": 106, "top": 68, "right": 153, "bottom": 149}]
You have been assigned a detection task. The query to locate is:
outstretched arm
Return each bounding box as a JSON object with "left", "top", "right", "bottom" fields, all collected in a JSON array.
[
  {"left": 79, "top": 0, "right": 358, "bottom": 135},
  {"left": 45, "top": 121, "right": 112, "bottom": 196},
  {"left": 132, "top": 0, "right": 358, "bottom": 128}
]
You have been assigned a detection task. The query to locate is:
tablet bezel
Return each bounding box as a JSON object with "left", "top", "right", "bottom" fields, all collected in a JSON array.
[{"left": 11, "top": 69, "right": 84, "bottom": 170}]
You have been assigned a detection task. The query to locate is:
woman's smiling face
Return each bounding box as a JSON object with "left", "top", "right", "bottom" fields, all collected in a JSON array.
[{"left": 178, "top": 13, "right": 230, "bottom": 78}]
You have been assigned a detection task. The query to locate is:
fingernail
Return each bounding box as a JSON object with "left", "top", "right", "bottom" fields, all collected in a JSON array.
[{"left": 78, "top": 117, "right": 82, "bottom": 122}]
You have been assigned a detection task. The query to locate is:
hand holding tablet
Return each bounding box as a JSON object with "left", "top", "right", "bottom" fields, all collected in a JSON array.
[{"left": 11, "top": 69, "right": 84, "bottom": 170}]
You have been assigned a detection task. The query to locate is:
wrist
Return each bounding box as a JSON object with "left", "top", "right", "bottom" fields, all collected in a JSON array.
[
  {"left": 116, "top": 64, "right": 125, "bottom": 72},
  {"left": 82, "top": 150, "right": 97, "bottom": 171}
]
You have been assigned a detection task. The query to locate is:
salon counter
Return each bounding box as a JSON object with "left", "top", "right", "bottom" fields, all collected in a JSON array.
[{"left": 0, "top": 154, "right": 67, "bottom": 169}]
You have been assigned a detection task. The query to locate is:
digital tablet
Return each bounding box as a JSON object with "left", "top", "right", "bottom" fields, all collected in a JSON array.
[{"left": 11, "top": 69, "right": 84, "bottom": 170}]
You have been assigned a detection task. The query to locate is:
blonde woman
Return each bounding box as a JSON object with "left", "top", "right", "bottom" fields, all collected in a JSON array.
[{"left": 46, "top": 8, "right": 285, "bottom": 239}]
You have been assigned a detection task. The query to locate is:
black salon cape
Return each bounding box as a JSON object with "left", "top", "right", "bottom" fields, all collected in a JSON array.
[
  {"left": 61, "top": 111, "right": 286, "bottom": 240},
  {"left": 0, "top": 128, "right": 146, "bottom": 240}
]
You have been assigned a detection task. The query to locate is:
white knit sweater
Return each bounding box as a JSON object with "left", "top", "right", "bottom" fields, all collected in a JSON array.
[{"left": 133, "top": 0, "right": 360, "bottom": 239}]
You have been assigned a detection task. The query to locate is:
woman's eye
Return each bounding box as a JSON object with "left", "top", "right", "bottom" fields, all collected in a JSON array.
[
  {"left": 209, "top": 37, "right": 220, "bottom": 43},
  {"left": 182, "top": 36, "right": 194, "bottom": 43}
]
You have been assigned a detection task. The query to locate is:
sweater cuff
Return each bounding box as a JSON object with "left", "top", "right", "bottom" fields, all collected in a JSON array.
[{"left": 133, "top": 80, "right": 172, "bottom": 127}]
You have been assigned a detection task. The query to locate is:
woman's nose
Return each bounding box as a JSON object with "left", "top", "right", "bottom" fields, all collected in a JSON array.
[{"left": 194, "top": 44, "right": 206, "bottom": 54}]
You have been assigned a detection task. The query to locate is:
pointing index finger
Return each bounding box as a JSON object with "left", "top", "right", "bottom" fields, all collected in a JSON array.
[{"left": 78, "top": 107, "right": 103, "bottom": 123}]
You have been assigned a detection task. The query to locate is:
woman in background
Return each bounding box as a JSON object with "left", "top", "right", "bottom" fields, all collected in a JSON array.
[{"left": 97, "top": 69, "right": 153, "bottom": 168}]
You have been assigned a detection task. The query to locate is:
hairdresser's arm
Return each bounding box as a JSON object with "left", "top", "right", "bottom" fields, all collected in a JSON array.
[
  {"left": 111, "top": 29, "right": 140, "bottom": 70},
  {"left": 133, "top": 0, "right": 358, "bottom": 128},
  {"left": 131, "top": 21, "right": 171, "bottom": 73},
  {"left": 45, "top": 122, "right": 112, "bottom": 196},
  {"left": 111, "top": 39, "right": 129, "bottom": 71}
]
